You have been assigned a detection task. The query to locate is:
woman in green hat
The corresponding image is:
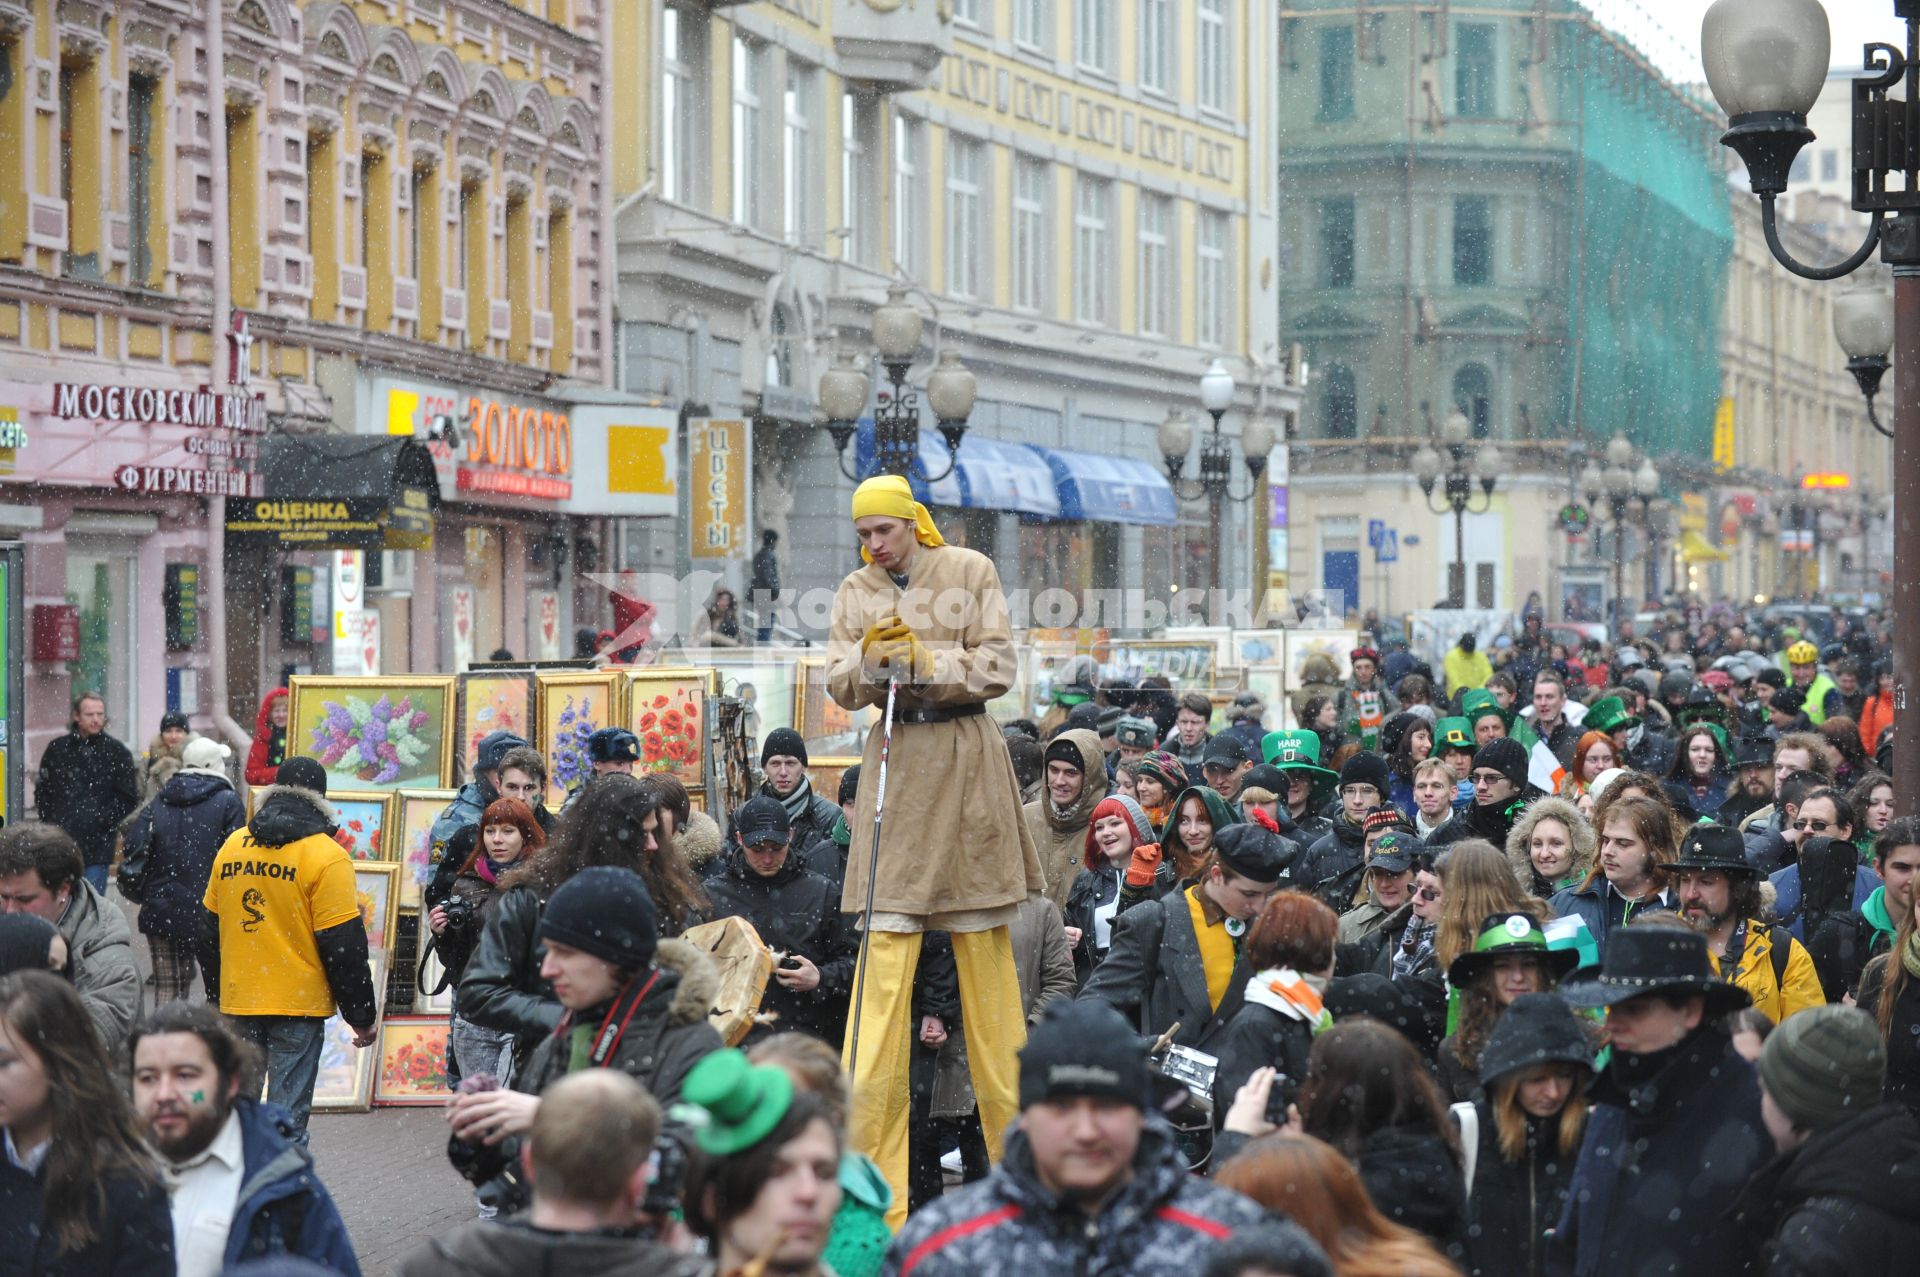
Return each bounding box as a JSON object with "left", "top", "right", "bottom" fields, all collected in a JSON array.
[
  {"left": 1260, "top": 729, "right": 1340, "bottom": 844},
  {"left": 1436, "top": 912, "right": 1578, "bottom": 1103}
]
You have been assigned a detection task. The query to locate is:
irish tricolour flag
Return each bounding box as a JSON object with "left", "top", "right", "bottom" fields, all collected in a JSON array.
[{"left": 1509, "top": 715, "right": 1566, "bottom": 796}]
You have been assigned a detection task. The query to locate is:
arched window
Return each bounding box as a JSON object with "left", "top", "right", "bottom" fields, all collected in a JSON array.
[
  {"left": 1320, "top": 364, "right": 1357, "bottom": 439},
  {"left": 1453, "top": 363, "right": 1492, "bottom": 438}
]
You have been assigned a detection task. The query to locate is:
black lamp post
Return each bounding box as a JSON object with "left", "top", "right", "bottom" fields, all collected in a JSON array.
[
  {"left": 1411, "top": 406, "right": 1501, "bottom": 609},
  {"left": 1578, "top": 434, "right": 1660, "bottom": 618},
  {"left": 1158, "top": 359, "right": 1274, "bottom": 595},
  {"left": 1701, "top": 0, "right": 1915, "bottom": 802},
  {"left": 818, "top": 285, "right": 976, "bottom": 482}
]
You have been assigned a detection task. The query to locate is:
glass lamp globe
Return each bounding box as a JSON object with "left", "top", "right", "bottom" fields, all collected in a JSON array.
[
  {"left": 871, "top": 285, "right": 924, "bottom": 361},
  {"left": 1241, "top": 417, "right": 1277, "bottom": 462},
  {"left": 818, "top": 351, "right": 870, "bottom": 423},
  {"left": 1701, "top": 0, "right": 1831, "bottom": 119},
  {"left": 1411, "top": 443, "right": 1443, "bottom": 485},
  {"left": 1605, "top": 433, "right": 1634, "bottom": 468},
  {"left": 1158, "top": 410, "right": 1194, "bottom": 462},
  {"left": 1199, "top": 359, "right": 1236, "bottom": 414},
  {"left": 926, "top": 351, "right": 977, "bottom": 421},
  {"left": 1474, "top": 444, "right": 1503, "bottom": 482},
  {"left": 1634, "top": 459, "right": 1661, "bottom": 498},
  {"left": 1834, "top": 284, "right": 1895, "bottom": 361}
]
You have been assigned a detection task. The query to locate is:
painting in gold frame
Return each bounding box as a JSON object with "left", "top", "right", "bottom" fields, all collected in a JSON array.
[
  {"left": 394, "top": 788, "right": 458, "bottom": 910},
  {"left": 325, "top": 791, "right": 396, "bottom": 862},
  {"left": 287, "top": 676, "right": 457, "bottom": 792},
  {"left": 457, "top": 670, "right": 537, "bottom": 781},
  {"left": 626, "top": 667, "right": 720, "bottom": 791},
  {"left": 353, "top": 863, "right": 400, "bottom": 955},
  {"left": 793, "top": 659, "right": 875, "bottom": 757},
  {"left": 535, "top": 671, "right": 624, "bottom": 809}
]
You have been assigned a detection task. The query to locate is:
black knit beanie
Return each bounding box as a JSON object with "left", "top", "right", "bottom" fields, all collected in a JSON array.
[
  {"left": 761, "top": 728, "right": 808, "bottom": 768},
  {"left": 538, "top": 866, "right": 659, "bottom": 972}
]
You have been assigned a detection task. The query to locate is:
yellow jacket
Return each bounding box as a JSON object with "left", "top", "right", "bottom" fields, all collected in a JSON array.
[
  {"left": 1444, "top": 647, "right": 1494, "bottom": 694},
  {"left": 1708, "top": 921, "right": 1825, "bottom": 1024}
]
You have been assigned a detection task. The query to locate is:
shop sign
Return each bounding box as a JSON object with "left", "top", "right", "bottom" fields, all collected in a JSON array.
[
  {"left": 225, "top": 487, "right": 434, "bottom": 550},
  {"left": 1800, "top": 472, "right": 1851, "bottom": 489},
  {"left": 114, "top": 464, "right": 260, "bottom": 497},
  {"left": 280, "top": 567, "right": 314, "bottom": 646},
  {"left": 31, "top": 604, "right": 79, "bottom": 663},
  {"left": 52, "top": 382, "right": 267, "bottom": 434},
  {"left": 0, "top": 408, "right": 24, "bottom": 474},
  {"left": 690, "top": 417, "right": 750, "bottom": 560},
  {"left": 1713, "top": 398, "right": 1735, "bottom": 472},
  {"left": 163, "top": 564, "right": 200, "bottom": 651},
  {"left": 379, "top": 379, "right": 573, "bottom": 504}
]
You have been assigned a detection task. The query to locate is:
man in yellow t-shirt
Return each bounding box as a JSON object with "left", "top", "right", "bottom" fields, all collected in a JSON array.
[{"left": 204, "top": 757, "right": 376, "bottom": 1141}]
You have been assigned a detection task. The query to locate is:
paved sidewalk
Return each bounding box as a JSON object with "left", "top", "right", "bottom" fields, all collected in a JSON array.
[{"left": 308, "top": 1108, "right": 478, "bottom": 1275}]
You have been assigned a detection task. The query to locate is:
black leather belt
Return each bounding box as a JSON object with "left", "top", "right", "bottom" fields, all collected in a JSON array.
[{"left": 895, "top": 703, "right": 986, "bottom": 725}]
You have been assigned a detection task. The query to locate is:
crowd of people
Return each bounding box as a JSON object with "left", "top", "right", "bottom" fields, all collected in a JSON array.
[{"left": 5, "top": 580, "right": 1918, "bottom": 1275}]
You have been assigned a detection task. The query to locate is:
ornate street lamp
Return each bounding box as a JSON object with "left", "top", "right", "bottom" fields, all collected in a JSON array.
[
  {"left": 818, "top": 284, "right": 975, "bottom": 482},
  {"left": 1581, "top": 434, "right": 1661, "bottom": 615},
  {"left": 1834, "top": 281, "right": 1895, "bottom": 437},
  {"left": 1702, "top": 0, "right": 1918, "bottom": 803},
  {"left": 1413, "top": 407, "right": 1501, "bottom": 609},
  {"left": 1159, "top": 360, "right": 1273, "bottom": 595}
]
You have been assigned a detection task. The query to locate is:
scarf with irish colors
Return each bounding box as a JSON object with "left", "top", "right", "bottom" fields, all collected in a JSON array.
[{"left": 1242, "top": 967, "right": 1334, "bottom": 1034}]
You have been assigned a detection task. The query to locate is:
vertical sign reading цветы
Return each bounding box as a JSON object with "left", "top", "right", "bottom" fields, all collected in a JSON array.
[{"left": 690, "top": 419, "right": 749, "bottom": 560}]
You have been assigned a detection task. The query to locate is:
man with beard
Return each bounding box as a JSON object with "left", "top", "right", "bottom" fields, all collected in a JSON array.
[
  {"left": 1672, "top": 826, "right": 1823, "bottom": 1024},
  {"left": 130, "top": 1003, "right": 360, "bottom": 1276},
  {"left": 1428, "top": 739, "right": 1530, "bottom": 849},
  {"left": 1715, "top": 737, "right": 1776, "bottom": 829},
  {"left": 1023, "top": 728, "right": 1110, "bottom": 908}
]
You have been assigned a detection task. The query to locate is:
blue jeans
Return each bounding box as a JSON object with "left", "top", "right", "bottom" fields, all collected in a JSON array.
[
  {"left": 82, "top": 863, "right": 109, "bottom": 893},
  {"left": 228, "top": 1015, "right": 327, "bottom": 1142}
]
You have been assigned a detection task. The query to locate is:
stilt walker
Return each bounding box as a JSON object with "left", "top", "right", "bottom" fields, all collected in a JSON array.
[{"left": 832, "top": 475, "right": 1044, "bottom": 1229}]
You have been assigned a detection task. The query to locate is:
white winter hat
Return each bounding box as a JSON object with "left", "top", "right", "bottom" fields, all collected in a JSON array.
[{"left": 177, "top": 737, "right": 232, "bottom": 777}]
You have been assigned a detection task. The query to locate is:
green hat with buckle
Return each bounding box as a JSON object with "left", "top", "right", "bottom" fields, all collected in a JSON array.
[
  {"left": 1260, "top": 729, "right": 1339, "bottom": 801},
  {"left": 1583, "top": 695, "right": 1639, "bottom": 736},
  {"left": 1446, "top": 911, "right": 1581, "bottom": 988},
  {"left": 1434, "top": 717, "right": 1474, "bottom": 753},
  {"left": 1462, "top": 690, "right": 1506, "bottom": 728}
]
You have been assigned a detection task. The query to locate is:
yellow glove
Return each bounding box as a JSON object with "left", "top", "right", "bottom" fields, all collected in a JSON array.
[
  {"left": 860, "top": 617, "right": 910, "bottom": 654},
  {"left": 870, "top": 634, "right": 936, "bottom": 684}
]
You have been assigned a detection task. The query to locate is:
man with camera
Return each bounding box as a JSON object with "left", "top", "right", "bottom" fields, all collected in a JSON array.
[
  {"left": 403, "top": 1070, "right": 706, "bottom": 1277},
  {"left": 701, "top": 796, "right": 859, "bottom": 1045}
]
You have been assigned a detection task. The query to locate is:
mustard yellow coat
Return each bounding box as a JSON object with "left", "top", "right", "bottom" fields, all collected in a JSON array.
[
  {"left": 829, "top": 543, "right": 1046, "bottom": 926},
  {"left": 1708, "top": 922, "right": 1826, "bottom": 1024}
]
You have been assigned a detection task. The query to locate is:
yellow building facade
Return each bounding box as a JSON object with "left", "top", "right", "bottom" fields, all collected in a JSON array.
[{"left": 612, "top": 1, "right": 1302, "bottom": 628}]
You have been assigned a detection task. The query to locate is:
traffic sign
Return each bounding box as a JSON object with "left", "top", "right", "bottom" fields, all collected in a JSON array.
[
  {"left": 1376, "top": 529, "right": 1398, "bottom": 564},
  {"left": 1368, "top": 518, "right": 1386, "bottom": 549},
  {"left": 1559, "top": 503, "right": 1591, "bottom": 535}
]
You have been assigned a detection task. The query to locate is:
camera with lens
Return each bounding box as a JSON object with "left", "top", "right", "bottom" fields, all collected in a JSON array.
[
  {"left": 642, "top": 1125, "right": 694, "bottom": 1219},
  {"left": 441, "top": 895, "right": 476, "bottom": 933}
]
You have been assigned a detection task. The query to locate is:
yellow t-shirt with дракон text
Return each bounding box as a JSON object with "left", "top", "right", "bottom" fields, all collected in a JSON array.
[{"left": 203, "top": 826, "right": 361, "bottom": 1018}]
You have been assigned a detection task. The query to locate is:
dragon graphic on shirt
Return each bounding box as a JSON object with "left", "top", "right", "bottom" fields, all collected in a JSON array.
[{"left": 240, "top": 888, "right": 266, "bottom": 933}]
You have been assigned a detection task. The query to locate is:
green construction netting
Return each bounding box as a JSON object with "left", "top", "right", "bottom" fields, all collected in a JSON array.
[{"left": 1554, "top": 5, "right": 1732, "bottom": 459}]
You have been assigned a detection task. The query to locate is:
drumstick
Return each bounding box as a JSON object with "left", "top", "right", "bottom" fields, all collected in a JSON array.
[{"left": 1151, "top": 1022, "right": 1182, "bottom": 1055}]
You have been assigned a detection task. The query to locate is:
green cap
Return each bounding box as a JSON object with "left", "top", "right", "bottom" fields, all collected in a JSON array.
[
  {"left": 1583, "top": 695, "right": 1638, "bottom": 736},
  {"left": 1434, "top": 717, "right": 1474, "bottom": 752},
  {"left": 680, "top": 1049, "right": 796, "bottom": 1156},
  {"left": 1466, "top": 699, "right": 1507, "bottom": 727}
]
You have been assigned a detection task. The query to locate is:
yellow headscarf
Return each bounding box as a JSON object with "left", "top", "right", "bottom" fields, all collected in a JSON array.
[{"left": 850, "top": 474, "right": 945, "bottom": 564}]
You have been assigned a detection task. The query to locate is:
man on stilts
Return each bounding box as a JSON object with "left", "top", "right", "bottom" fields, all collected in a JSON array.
[{"left": 831, "top": 474, "right": 1045, "bottom": 1228}]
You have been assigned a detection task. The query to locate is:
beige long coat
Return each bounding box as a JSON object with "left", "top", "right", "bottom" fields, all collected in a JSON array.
[{"left": 829, "top": 543, "right": 1045, "bottom": 928}]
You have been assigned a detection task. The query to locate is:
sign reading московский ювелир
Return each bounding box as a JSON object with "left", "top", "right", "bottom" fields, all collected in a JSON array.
[{"left": 51, "top": 382, "right": 268, "bottom": 434}]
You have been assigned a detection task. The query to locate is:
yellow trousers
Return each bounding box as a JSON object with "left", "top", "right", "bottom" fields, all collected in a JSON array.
[{"left": 842, "top": 926, "right": 1027, "bottom": 1230}]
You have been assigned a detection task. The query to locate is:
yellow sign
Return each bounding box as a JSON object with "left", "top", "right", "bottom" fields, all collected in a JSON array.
[
  {"left": 1801, "top": 472, "right": 1851, "bottom": 489},
  {"left": 1712, "top": 398, "right": 1735, "bottom": 473},
  {"left": 690, "top": 418, "right": 749, "bottom": 559},
  {"left": 1679, "top": 493, "right": 1709, "bottom": 532}
]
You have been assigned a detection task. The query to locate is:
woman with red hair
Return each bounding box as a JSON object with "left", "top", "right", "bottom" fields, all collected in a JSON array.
[
  {"left": 1557, "top": 731, "right": 1617, "bottom": 801},
  {"left": 431, "top": 796, "right": 546, "bottom": 1084},
  {"left": 1063, "top": 793, "right": 1170, "bottom": 986}
]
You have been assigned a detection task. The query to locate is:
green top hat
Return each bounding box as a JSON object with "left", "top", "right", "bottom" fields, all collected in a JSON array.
[
  {"left": 1583, "top": 696, "right": 1639, "bottom": 736},
  {"left": 1446, "top": 911, "right": 1581, "bottom": 988},
  {"left": 1463, "top": 692, "right": 1507, "bottom": 728},
  {"left": 1260, "top": 730, "right": 1340, "bottom": 798},
  {"left": 680, "top": 1049, "right": 796, "bottom": 1156},
  {"left": 1434, "top": 717, "right": 1474, "bottom": 753}
]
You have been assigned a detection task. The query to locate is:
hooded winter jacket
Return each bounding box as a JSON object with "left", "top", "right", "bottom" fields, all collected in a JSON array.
[
  {"left": 1456, "top": 1101, "right": 1580, "bottom": 1277},
  {"left": 1021, "top": 728, "right": 1110, "bottom": 907},
  {"left": 1548, "top": 1024, "right": 1770, "bottom": 1277},
  {"left": 1429, "top": 795, "right": 1525, "bottom": 851},
  {"left": 32, "top": 726, "right": 141, "bottom": 866},
  {"left": 701, "top": 845, "right": 859, "bottom": 1043},
  {"left": 397, "top": 1218, "right": 707, "bottom": 1277},
  {"left": 214, "top": 1098, "right": 362, "bottom": 1273},
  {"left": 1731, "top": 1102, "right": 1920, "bottom": 1277},
  {"left": 123, "top": 771, "right": 247, "bottom": 941},
  {"left": 244, "top": 688, "right": 289, "bottom": 787},
  {"left": 1355, "top": 1123, "right": 1466, "bottom": 1246},
  {"left": 203, "top": 785, "right": 377, "bottom": 1029},
  {"left": 1297, "top": 815, "right": 1369, "bottom": 913},
  {"left": 881, "top": 1118, "right": 1264, "bottom": 1277},
  {"left": 0, "top": 1159, "right": 172, "bottom": 1277},
  {"left": 1505, "top": 797, "right": 1596, "bottom": 901},
  {"left": 53, "top": 878, "right": 142, "bottom": 1050}
]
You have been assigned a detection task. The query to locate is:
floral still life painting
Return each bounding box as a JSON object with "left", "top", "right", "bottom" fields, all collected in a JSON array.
[
  {"left": 374, "top": 1017, "right": 452, "bottom": 1105},
  {"left": 289, "top": 678, "right": 454, "bottom": 792}
]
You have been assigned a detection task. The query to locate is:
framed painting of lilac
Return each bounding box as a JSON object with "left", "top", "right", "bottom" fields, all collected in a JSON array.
[
  {"left": 288, "top": 677, "right": 456, "bottom": 793},
  {"left": 536, "top": 671, "right": 623, "bottom": 810}
]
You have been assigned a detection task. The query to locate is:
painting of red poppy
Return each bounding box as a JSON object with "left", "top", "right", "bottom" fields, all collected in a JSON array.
[
  {"left": 327, "top": 793, "right": 395, "bottom": 862},
  {"left": 373, "top": 1016, "right": 452, "bottom": 1105},
  {"left": 625, "top": 669, "right": 717, "bottom": 791}
]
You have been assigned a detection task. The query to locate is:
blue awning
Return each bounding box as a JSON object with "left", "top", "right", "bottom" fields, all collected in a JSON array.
[
  {"left": 852, "top": 422, "right": 963, "bottom": 507},
  {"left": 949, "top": 437, "right": 1061, "bottom": 518},
  {"left": 1031, "top": 446, "right": 1179, "bottom": 526}
]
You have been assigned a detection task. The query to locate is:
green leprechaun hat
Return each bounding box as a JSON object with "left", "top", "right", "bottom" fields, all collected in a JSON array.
[{"left": 1260, "top": 729, "right": 1341, "bottom": 803}]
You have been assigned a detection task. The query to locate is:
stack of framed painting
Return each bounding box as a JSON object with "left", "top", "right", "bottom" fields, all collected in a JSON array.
[{"left": 533, "top": 667, "right": 722, "bottom": 813}]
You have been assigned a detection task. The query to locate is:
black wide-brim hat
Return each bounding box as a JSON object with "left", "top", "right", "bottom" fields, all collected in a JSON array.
[
  {"left": 1558, "top": 928, "right": 1752, "bottom": 1013},
  {"left": 1670, "top": 825, "right": 1754, "bottom": 876}
]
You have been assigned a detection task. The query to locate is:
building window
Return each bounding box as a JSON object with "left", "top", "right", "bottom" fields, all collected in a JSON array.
[
  {"left": 59, "top": 58, "right": 104, "bottom": 278},
  {"left": 1015, "top": 0, "right": 1049, "bottom": 49},
  {"left": 953, "top": 0, "right": 983, "bottom": 27},
  {"left": 1317, "top": 25, "right": 1354, "bottom": 122},
  {"left": 1321, "top": 197, "right": 1354, "bottom": 289},
  {"left": 661, "top": 5, "right": 704, "bottom": 204},
  {"left": 127, "top": 74, "right": 157, "bottom": 286},
  {"left": 1075, "top": 0, "right": 1112, "bottom": 74},
  {"left": 227, "top": 105, "right": 259, "bottom": 306},
  {"left": 460, "top": 177, "right": 485, "bottom": 345},
  {"left": 455, "top": 180, "right": 475, "bottom": 290},
  {"left": 549, "top": 206, "right": 573, "bottom": 370},
  {"left": 359, "top": 152, "right": 375, "bottom": 273},
  {"left": 1137, "top": 192, "right": 1172, "bottom": 336},
  {"left": 1820, "top": 148, "right": 1839, "bottom": 181},
  {"left": 1454, "top": 364, "right": 1493, "bottom": 438},
  {"left": 1456, "top": 24, "right": 1496, "bottom": 118},
  {"left": 1073, "top": 174, "right": 1112, "bottom": 325},
  {"left": 1320, "top": 364, "right": 1358, "bottom": 439},
  {"left": 1197, "top": 208, "right": 1229, "bottom": 347},
  {"left": 1453, "top": 195, "right": 1492, "bottom": 285},
  {"left": 732, "top": 34, "right": 765, "bottom": 228},
  {"left": 842, "top": 90, "right": 879, "bottom": 264},
  {"left": 307, "top": 131, "right": 338, "bottom": 318},
  {"left": 894, "top": 113, "right": 925, "bottom": 279},
  {"left": 1198, "top": 0, "right": 1229, "bottom": 112},
  {"left": 1140, "top": 0, "right": 1172, "bottom": 93},
  {"left": 945, "top": 132, "right": 983, "bottom": 299},
  {"left": 1013, "top": 155, "right": 1048, "bottom": 313},
  {"left": 409, "top": 164, "right": 427, "bottom": 280},
  {"left": 783, "top": 60, "right": 815, "bottom": 245},
  {"left": 0, "top": 39, "right": 22, "bottom": 261}
]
